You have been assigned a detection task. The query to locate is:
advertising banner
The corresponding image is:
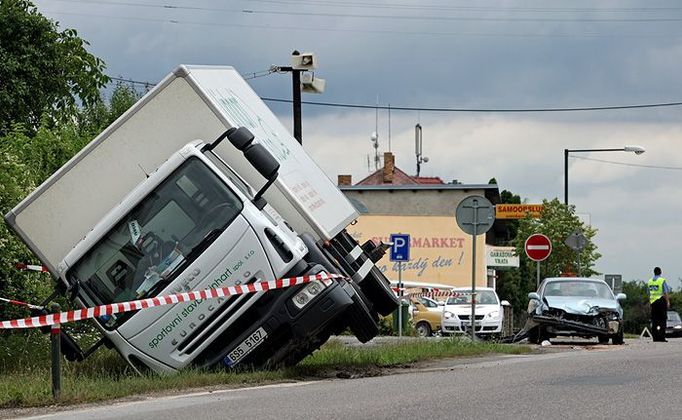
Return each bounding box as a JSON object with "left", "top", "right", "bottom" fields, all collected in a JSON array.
[
  {"left": 495, "top": 204, "right": 544, "bottom": 219},
  {"left": 347, "top": 215, "right": 487, "bottom": 287}
]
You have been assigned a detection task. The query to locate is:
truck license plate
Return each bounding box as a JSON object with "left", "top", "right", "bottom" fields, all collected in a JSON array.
[{"left": 224, "top": 327, "right": 268, "bottom": 367}]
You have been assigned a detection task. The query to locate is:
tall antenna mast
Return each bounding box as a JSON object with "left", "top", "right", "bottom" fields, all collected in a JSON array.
[
  {"left": 388, "top": 103, "right": 392, "bottom": 152},
  {"left": 415, "top": 123, "right": 429, "bottom": 177},
  {"left": 371, "top": 94, "right": 380, "bottom": 171}
]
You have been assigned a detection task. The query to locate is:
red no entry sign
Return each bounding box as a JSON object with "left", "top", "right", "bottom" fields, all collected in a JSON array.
[{"left": 525, "top": 234, "right": 552, "bottom": 261}]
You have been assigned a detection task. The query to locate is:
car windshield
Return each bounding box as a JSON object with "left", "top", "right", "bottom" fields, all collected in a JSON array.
[
  {"left": 668, "top": 311, "right": 681, "bottom": 322},
  {"left": 68, "top": 157, "right": 243, "bottom": 329},
  {"left": 446, "top": 290, "right": 498, "bottom": 305},
  {"left": 419, "top": 297, "right": 438, "bottom": 308},
  {"left": 543, "top": 280, "right": 614, "bottom": 299}
]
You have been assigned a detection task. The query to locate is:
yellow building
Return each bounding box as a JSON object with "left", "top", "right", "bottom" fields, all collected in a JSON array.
[{"left": 339, "top": 152, "right": 505, "bottom": 288}]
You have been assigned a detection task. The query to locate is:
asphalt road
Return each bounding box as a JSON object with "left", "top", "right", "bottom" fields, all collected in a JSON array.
[{"left": 16, "top": 338, "right": 682, "bottom": 420}]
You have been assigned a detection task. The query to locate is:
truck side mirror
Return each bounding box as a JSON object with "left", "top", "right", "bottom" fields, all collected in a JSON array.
[
  {"left": 528, "top": 292, "right": 540, "bottom": 301},
  {"left": 616, "top": 293, "right": 627, "bottom": 301},
  {"left": 244, "top": 143, "right": 279, "bottom": 181},
  {"left": 202, "top": 127, "right": 255, "bottom": 152},
  {"left": 203, "top": 127, "right": 280, "bottom": 210},
  {"left": 243, "top": 143, "right": 279, "bottom": 209},
  {"left": 227, "top": 127, "right": 255, "bottom": 151}
]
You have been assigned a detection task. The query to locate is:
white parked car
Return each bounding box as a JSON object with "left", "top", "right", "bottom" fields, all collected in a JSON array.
[{"left": 441, "top": 287, "right": 508, "bottom": 336}]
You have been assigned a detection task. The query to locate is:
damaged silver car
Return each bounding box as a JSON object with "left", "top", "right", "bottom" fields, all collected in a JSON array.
[{"left": 525, "top": 277, "right": 626, "bottom": 345}]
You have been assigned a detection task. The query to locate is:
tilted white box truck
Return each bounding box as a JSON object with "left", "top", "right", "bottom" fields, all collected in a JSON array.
[{"left": 5, "top": 65, "right": 398, "bottom": 373}]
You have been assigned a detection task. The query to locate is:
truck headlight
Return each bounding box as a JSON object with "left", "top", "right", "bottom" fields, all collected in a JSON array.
[
  {"left": 307, "top": 280, "right": 323, "bottom": 295},
  {"left": 487, "top": 311, "right": 500, "bottom": 319},
  {"left": 292, "top": 279, "right": 327, "bottom": 309},
  {"left": 444, "top": 311, "right": 455, "bottom": 319}
]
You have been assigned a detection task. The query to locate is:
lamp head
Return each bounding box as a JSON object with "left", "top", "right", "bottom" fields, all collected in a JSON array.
[{"left": 624, "top": 145, "right": 645, "bottom": 155}]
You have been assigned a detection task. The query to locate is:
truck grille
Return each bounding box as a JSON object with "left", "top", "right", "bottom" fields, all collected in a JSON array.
[{"left": 177, "top": 278, "right": 260, "bottom": 355}]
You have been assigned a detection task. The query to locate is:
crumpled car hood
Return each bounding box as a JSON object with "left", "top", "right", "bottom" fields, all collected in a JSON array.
[{"left": 544, "top": 296, "right": 620, "bottom": 315}]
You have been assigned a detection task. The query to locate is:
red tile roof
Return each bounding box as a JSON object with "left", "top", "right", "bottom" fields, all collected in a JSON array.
[
  {"left": 355, "top": 167, "right": 445, "bottom": 186},
  {"left": 413, "top": 176, "right": 445, "bottom": 185}
]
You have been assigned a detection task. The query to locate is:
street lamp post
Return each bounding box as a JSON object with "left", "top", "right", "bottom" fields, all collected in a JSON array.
[
  {"left": 275, "top": 50, "right": 325, "bottom": 144},
  {"left": 564, "top": 145, "right": 645, "bottom": 205}
]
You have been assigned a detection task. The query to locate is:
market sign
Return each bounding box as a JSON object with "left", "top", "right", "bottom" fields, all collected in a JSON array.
[
  {"left": 486, "top": 246, "right": 519, "bottom": 268},
  {"left": 347, "top": 215, "right": 487, "bottom": 287},
  {"left": 495, "top": 204, "right": 544, "bottom": 219}
]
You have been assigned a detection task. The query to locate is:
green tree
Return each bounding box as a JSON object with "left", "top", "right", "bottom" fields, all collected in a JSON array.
[
  {"left": 0, "top": 85, "right": 140, "bottom": 320},
  {"left": 0, "top": 0, "right": 109, "bottom": 135},
  {"left": 514, "top": 198, "right": 601, "bottom": 280},
  {"left": 620, "top": 280, "right": 649, "bottom": 334}
]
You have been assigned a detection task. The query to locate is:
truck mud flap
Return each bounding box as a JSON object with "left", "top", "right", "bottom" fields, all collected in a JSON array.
[
  {"left": 324, "top": 230, "right": 398, "bottom": 317},
  {"left": 531, "top": 315, "right": 609, "bottom": 336},
  {"left": 345, "top": 281, "right": 379, "bottom": 343}
]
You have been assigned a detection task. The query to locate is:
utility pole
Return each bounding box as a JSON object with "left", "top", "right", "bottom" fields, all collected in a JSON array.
[{"left": 291, "top": 66, "right": 302, "bottom": 143}]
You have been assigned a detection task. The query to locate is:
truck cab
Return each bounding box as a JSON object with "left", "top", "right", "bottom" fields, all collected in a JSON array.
[{"left": 60, "top": 140, "right": 359, "bottom": 372}]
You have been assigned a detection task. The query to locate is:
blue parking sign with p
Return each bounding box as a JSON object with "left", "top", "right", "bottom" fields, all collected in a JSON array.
[{"left": 389, "top": 234, "right": 410, "bottom": 262}]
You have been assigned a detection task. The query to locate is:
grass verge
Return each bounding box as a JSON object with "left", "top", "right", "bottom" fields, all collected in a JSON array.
[{"left": 0, "top": 334, "right": 529, "bottom": 409}]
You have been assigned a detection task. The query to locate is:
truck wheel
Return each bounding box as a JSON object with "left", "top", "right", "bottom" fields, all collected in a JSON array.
[
  {"left": 416, "top": 322, "right": 432, "bottom": 337},
  {"left": 280, "top": 331, "right": 331, "bottom": 367},
  {"left": 347, "top": 283, "right": 379, "bottom": 343},
  {"left": 612, "top": 330, "right": 624, "bottom": 345}
]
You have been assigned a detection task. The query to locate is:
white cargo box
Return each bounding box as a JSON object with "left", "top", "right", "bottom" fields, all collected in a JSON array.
[{"left": 5, "top": 65, "right": 358, "bottom": 274}]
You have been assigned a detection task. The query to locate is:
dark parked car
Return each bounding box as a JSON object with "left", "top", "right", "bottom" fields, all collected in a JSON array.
[{"left": 666, "top": 311, "right": 682, "bottom": 337}]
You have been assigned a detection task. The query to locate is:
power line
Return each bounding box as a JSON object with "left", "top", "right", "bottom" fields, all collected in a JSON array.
[
  {"left": 109, "top": 76, "right": 152, "bottom": 87},
  {"left": 42, "top": 10, "right": 682, "bottom": 39},
  {"left": 249, "top": 0, "right": 682, "bottom": 14},
  {"left": 239, "top": 9, "right": 682, "bottom": 23},
  {"left": 571, "top": 155, "right": 682, "bottom": 170},
  {"left": 261, "top": 97, "right": 682, "bottom": 113},
  {"left": 242, "top": 68, "right": 277, "bottom": 80},
  {"left": 55, "top": 0, "right": 682, "bottom": 13},
  {"left": 106, "top": 75, "right": 682, "bottom": 114},
  {"left": 48, "top": 1, "right": 682, "bottom": 23}
]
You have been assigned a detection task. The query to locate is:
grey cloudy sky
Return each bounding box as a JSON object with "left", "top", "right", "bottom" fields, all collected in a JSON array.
[{"left": 35, "top": 0, "right": 682, "bottom": 286}]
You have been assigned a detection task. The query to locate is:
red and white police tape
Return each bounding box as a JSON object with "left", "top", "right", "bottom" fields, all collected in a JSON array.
[
  {"left": 0, "top": 272, "right": 343, "bottom": 330},
  {"left": 15, "top": 262, "right": 49, "bottom": 273},
  {"left": 408, "top": 291, "right": 466, "bottom": 299},
  {"left": 391, "top": 287, "right": 468, "bottom": 299},
  {"left": 0, "top": 297, "right": 44, "bottom": 311}
]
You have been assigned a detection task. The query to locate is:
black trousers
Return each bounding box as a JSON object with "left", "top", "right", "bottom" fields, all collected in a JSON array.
[{"left": 651, "top": 297, "right": 668, "bottom": 341}]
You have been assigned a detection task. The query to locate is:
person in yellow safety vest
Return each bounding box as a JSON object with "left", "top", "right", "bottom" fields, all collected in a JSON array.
[{"left": 648, "top": 267, "right": 671, "bottom": 342}]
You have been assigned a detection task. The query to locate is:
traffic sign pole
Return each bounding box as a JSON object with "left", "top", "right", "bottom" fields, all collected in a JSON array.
[
  {"left": 524, "top": 234, "right": 552, "bottom": 290},
  {"left": 456, "top": 196, "right": 495, "bottom": 342},
  {"left": 536, "top": 261, "right": 540, "bottom": 289},
  {"left": 398, "top": 262, "right": 403, "bottom": 338},
  {"left": 389, "top": 233, "right": 410, "bottom": 338},
  {"left": 471, "top": 221, "right": 477, "bottom": 341}
]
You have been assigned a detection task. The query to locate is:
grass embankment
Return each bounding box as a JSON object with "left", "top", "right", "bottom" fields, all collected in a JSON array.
[{"left": 0, "top": 333, "right": 529, "bottom": 408}]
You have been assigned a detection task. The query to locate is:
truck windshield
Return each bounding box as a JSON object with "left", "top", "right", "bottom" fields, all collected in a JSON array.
[{"left": 68, "top": 157, "right": 243, "bottom": 328}]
